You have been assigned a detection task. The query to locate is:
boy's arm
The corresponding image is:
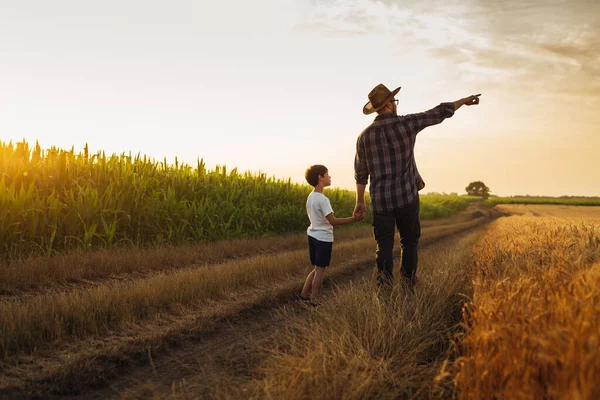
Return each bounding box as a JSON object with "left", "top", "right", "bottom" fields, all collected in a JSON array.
[{"left": 326, "top": 212, "right": 361, "bottom": 226}]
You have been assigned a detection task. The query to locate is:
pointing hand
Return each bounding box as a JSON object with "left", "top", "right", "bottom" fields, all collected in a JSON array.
[{"left": 465, "top": 94, "right": 481, "bottom": 106}]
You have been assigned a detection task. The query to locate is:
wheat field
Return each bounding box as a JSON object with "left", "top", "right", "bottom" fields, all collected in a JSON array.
[{"left": 451, "top": 205, "right": 600, "bottom": 399}]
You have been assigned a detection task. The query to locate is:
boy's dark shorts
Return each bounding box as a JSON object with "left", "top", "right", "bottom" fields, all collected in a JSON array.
[{"left": 307, "top": 235, "right": 332, "bottom": 267}]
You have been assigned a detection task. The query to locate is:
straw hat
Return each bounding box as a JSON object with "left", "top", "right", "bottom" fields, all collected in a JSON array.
[{"left": 363, "top": 83, "right": 401, "bottom": 115}]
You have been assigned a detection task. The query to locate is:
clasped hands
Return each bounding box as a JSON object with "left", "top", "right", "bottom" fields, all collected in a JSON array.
[{"left": 353, "top": 203, "right": 366, "bottom": 222}]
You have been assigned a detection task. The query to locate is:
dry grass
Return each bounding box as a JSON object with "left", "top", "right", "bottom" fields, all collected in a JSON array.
[
  {"left": 0, "top": 211, "right": 490, "bottom": 397},
  {"left": 171, "top": 230, "right": 483, "bottom": 400},
  {"left": 0, "top": 255, "right": 376, "bottom": 397},
  {"left": 0, "top": 225, "right": 372, "bottom": 296},
  {"left": 451, "top": 215, "right": 600, "bottom": 399},
  {"left": 0, "top": 218, "right": 488, "bottom": 359},
  {"left": 0, "top": 236, "right": 377, "bottom": 357}
]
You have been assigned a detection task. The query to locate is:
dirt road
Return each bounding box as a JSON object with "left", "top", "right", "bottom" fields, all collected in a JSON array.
[{"left": 0, "top": 203, "right": 503, "bottom": 399}]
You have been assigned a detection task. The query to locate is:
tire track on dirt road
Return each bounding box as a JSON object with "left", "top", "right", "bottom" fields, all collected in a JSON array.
[
  {"left": 79, "top": 215, "right": 501, "bottom": 399},
  {"left": 91, "top": 221, "right": 494, "bottom": 400},
  {"left": 0, "top": 206, "right": 504, "bottom": 399}
]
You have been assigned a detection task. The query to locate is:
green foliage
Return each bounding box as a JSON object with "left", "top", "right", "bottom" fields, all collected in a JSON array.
[
  {"left": 1, "top": 140, "right": 476, "bottom": 259},
  {"left": 465, "top": 181, "right": 491, "bottom": 198},
  {"left": 420, "top": 195, "right": 479, "bottom": 219},
  {"left": 0, "top": 140, "right": 363, "bottom": 258}
]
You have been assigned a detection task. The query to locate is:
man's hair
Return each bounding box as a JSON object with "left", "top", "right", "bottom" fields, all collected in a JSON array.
[{"left": 305, "top": 165, "right": 328, "bottom": 187}]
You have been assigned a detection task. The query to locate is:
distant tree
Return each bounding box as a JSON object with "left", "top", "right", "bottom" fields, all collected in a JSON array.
[{"left": 465, "top": 181, "right": 491, "bottom": 199}]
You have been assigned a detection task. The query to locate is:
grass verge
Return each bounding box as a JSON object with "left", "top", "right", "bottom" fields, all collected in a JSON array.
[
  {"left": 174, "top": 230, "right": 483, "bottom": 399},
  {"left": 0, "top": 225, "right": 372, "bottom": 296},
  {"left": 0, "top": 237, "right": 375, "bottom": 357}
]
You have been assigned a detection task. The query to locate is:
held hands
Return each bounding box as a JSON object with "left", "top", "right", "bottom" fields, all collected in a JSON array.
[
  {"left": 353, "top": 212, "right": 364, "bottom": 222},
  {"left": 353, "top": 203, "right": 366, "bottom": 222}
]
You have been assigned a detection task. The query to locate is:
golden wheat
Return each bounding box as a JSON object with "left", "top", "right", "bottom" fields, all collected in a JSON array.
[{"left": 453, "top": 214, "right": 600, "bottom": 400}]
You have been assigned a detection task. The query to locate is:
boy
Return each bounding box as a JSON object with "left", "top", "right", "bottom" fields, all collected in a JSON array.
[{"left": 299, "top": 165, "right": 362, "bottom": 304}]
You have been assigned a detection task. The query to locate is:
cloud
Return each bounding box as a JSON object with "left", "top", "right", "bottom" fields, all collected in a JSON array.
[
  {"left": 295, "top": 0, "right": 423, "bottom": 38},
  {"left": 453, "top": 1, "right": 600, "bottom": 97},
  {"left": 538, "top": 40, "right": 599, "bottom": 61},
  {"left": 297, "top": 0, "right": 600, "bottom": 98},
  {"left": 294, "top": 21, "right": 372, "bottom": 36}
]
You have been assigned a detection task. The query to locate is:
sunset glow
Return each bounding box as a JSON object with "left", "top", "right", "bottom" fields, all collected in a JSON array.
[{"left": 1, "top": 0, "right": 598, "bottom": 196}]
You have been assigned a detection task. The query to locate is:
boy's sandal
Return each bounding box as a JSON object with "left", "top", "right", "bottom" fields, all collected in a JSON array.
[{"left": 296, "top": 294, "right": 310, "bottom": 302}]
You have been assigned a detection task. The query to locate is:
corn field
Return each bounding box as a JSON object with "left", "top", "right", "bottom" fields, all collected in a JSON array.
[
  {"left": 1, "top": 140, "right": 476, "bottom": 259},
  {"left": 1, "top": 140, "right": 366, "bottom": 258}
]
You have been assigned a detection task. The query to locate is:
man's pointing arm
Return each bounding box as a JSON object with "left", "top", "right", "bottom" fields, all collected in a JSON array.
[{"left": 453, "top": 94, "right": 481, "bottom": 111}]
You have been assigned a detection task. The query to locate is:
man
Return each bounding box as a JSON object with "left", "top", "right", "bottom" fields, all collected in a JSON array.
[{"left": 353, "top": 83, "right": 480, "bottom": 287}]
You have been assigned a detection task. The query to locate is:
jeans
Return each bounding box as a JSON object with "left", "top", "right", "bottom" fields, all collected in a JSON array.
[{"left": 372, "top": 199, "right": 421, "bottom": 287}]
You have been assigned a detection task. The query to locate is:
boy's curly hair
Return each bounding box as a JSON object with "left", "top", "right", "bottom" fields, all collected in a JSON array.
[{"left": 305, "top": 165, "right": 328, "bottom": 187}]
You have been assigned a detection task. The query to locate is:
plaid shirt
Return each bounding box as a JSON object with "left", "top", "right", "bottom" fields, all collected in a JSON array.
[{"left": 354, "top": 103, "right": 455, "bottom": 213}]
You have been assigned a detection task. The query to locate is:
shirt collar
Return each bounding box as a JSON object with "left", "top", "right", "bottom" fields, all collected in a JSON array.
[{"left": 374, "top": 113, "right": 396, "bottom": 121}]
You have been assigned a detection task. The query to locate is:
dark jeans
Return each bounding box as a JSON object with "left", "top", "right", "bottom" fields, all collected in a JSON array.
[{"left": 372, "top": 199, "right": 421, "bottom": 287}]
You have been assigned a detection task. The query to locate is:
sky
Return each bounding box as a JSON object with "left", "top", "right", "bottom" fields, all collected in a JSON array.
[{"left": 1, "top": 0, "right": 599, "bottom": 196}]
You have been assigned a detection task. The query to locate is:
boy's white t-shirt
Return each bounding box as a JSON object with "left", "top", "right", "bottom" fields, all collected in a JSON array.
[{"left": 306, "top": 191, "right": 334, "bottom": 242}]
